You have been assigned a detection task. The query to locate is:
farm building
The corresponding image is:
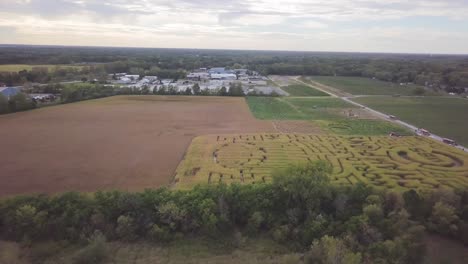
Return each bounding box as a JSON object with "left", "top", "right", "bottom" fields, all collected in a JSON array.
[
  {"left": 208, "top": 67, "right": 227, "bottom": 74},
  {"left": 187, "top": 72, "right": 210, "bottom": 80},
  {"left": 142, "top": 76, "right": 158, "bottom": 82},
  {"left": 0, "top": 87, "right": 20, "bottom": 99},
  {"left": 211, "top": 73, "right": 237, "bottom": 80}
]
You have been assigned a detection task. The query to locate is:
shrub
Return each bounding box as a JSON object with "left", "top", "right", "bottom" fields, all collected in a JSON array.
[
  {"left": 6, "top": 93, "right": 36, "bottom": 113},
  {"left": 0, "top": 93, "right": 8, "bottom": 114},
  {"left": 305, "top": 235, "right": 362, "bottom": 264},
  {"left": 247, "top": 211, "right": 265, "bottom": 233},
  {"left": 148, "top": 224, "right": 172, "bottom": 243},
  {"left": 428, "top": 202, "right": 459, "bottom": 236},
  {"left": 272, "top": 225, "right": 290, "bottom": 242},
  {"left": 363, "top": 204, "right": 384, "bottom": 225},
  {"left": 72, "top": 232, "right": 108, "bottom": 264},
  {"left": 14, "top": 204, "right": 48, "bottom": 241},
  {"left": 115, "top": 215, "right": 137, "bottom": 240}
]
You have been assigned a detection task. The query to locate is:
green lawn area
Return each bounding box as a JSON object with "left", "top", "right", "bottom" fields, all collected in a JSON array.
[
  {"left": 0, "top": 64, "right": 84, "bottom": 72},
  {"left": 353, "top": 96, "right": 468, "bottom": 146},
  {"left": 309, "top": 76, "right": 421, "bottom": 95},
  {"left": 321, "top": 120, "right": 412, "bottom": 136},
  {"left": 280, "top": 84, "right": 329, "bottom": 96},
  {"left": 245, "top": 97, "right": 304, "bottom": 120},
  {"left": 246, "top": 97, "right": 353, "bottom": 120},
  {"left": 246, "top": 96, "right": 410, "bottom": 135}
]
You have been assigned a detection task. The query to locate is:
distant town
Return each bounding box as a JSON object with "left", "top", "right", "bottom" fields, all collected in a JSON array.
[
  {"left": 109, "top": 67, "right": 287, "bottom": 96},
  {"left": 0, "top": 66, "right": 291, "bottom": 103}
]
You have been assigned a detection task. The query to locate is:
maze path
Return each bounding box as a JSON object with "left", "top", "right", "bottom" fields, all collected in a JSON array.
[{"left": 174, "top": 134, "right": 468, "bottom": 191}]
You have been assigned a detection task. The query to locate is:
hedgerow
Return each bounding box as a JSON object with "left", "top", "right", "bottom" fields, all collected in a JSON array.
[{"left": 2, "top": 162, "right": 468, "bottom": 263}]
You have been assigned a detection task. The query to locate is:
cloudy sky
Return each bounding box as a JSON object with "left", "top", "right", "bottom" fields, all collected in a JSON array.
[{"left": 1, "top": 0, "right": 468, "bottom": 54}]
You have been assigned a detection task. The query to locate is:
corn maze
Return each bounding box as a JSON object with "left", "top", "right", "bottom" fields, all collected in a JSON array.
[{"left": 174, "top": 134, "right": 468, "bottom": 191}]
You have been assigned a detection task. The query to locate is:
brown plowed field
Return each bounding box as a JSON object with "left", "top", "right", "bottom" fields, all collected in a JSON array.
[{"left": 0, "top": 96, "right": 275, "bottom": 196}]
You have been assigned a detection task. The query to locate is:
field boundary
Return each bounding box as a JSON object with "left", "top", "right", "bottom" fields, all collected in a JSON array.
[{"left": 300, "top": 76, "right": 468, "bottom": 152}]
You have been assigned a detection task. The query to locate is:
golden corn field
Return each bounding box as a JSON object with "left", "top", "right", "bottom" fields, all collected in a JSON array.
[{"left": 174, "top": 134, "right": 468, "bottom": 191}]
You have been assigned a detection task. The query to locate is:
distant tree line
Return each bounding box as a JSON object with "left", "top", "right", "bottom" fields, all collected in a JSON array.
[
  {"left": 1, "top": 46, "right": 468, "bottom": 92},
  {"left": 0, "top": 82, "right": 276, "bottom": 115},
  {"left": 1, "top": 162, "right": 468, "bottom": 263},
  {"left": 0, "top": 93, "right": 36, "bottom": 114},
  {"left": 59, "top": 82, "right": 252, "bottom": 104}
]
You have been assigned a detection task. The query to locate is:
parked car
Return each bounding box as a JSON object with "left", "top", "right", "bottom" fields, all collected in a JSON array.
[
  {"left": 417, "top": 128, "right": 430, "bottom": 136},
  {"left": 442, "top": 138, "right": 457, "bottom": 146}
]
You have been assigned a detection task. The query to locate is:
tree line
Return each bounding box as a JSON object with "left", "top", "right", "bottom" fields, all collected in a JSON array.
[
  {"left": 57, "top": 82, "right": 267, "bottom": 104},
  {"left": 0, "top": 93, "right": 36, "bottom": 114},
  {"left": 1, "top": 46, "right": 468, "bottom": 92},
  {"left": 0, "top": 82, "right": 276, "bottom": 115},
  {"left": 1, "top": 162, "right": 468, "bottom": 263}
]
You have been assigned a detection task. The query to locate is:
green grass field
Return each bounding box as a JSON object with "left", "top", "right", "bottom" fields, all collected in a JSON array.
[
  {"left": 0, "top": 64, "right": 84, "bottom": 72},
  {"left": 321, "top": 120, "right": 411, "bottom": 136},
  {"left": 309, "top": 76, "right": 421, "bottom": 95},
  {"left": 246, "top": 97, "right": 355, "bottom": 120},
  {"left": 175, "top": 134, "right": 468, "bottom": 191},
  {"left": 245, "top": 97, "right": 304, "bottom": 120},
  {"left": 246, "top": 97, "right": 410, "bottom": 135},
  {"left": 353, "top": 96, "right": 468, "bottom": 146},
  {"left": 280, "top": 84, "right": 329, "bottom": 96}
]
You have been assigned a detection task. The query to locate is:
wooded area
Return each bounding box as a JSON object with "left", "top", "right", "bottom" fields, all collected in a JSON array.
[
  {"left": 1, "top": 45, "right": 468, "bottom": 93},
  {"left": 2, "top": 162, "right": 468, "bottom": 263}
]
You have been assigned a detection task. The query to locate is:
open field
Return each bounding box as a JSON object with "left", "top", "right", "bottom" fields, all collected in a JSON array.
[
  {"left": 353, "top": 97, "right": 468, "bottom": 146},
  {"left": 307, "top": 76, "right": 422, "bottom": 96},
  {"left": 280, "top": 84, "right": 329, "bottom": 96},
  {"left": 175, "top": 134, "right": 468, "bottom": 191},
  {"left": 320, "top": 120, "right": 412, "bottom": 136},
  {"left": 246, "top": 97, "right": 410, "bottom": 135},
  {"left": 246, "top": 97, "right": 357, "bottom": 120},
  {"left": 268, "top": 75, "right": 297, "bottom": 86},
  {"left": 0, "top": 64, "right": 84, "bottom": 72},
  {"left": 246, "top": 97, "right": 305, "bottom": 120},
  {"left": 3, "top": 235, "right": 466, "bottom": 264},
  {"left": 0, "top": 237, "right": 300, "bottom": 264},
  {"left": 0, "top": 96, "right": 275, "bottom": 196}
]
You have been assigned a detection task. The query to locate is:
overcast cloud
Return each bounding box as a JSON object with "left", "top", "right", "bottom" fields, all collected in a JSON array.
[{"left": 1, "top": 0, "right": 468, "bottom": 53}]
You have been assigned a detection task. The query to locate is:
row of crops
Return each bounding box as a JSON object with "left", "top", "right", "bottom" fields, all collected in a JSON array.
[{"left": 174, "top": 133, "right": 468, "bottom": 191}]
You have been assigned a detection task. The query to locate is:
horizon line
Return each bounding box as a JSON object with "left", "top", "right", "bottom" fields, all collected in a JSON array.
[{"left": 1, "top": 43, "right": 468, "bottom": 57}]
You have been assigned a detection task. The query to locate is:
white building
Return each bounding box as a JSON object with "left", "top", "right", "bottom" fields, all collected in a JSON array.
[
  {"left": 208, "top": 67, "right": 227, "bottom": 74},
  {"left": 143, "top": 76, "right": 158, "bottom": 82},
  {"left": 210, "top": 73, "right": 237, "bottom": 80},
  {"left": 187, "top": 72, "right": 210, "bottom": 80}
]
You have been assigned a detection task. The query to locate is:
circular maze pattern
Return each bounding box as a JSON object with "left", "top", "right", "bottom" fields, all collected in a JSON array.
[{"left": 175, "top": 134, "right": 468, "bottom": 191}]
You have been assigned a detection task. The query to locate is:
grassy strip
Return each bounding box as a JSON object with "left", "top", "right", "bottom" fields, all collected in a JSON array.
[
  {"left": 309, "top": 76, "right": 422, "bottom": 95},
  {"left": 353, "top": 96, "right": 468, "bottom": 146},
  {"left": 281, "top": 84, "right": 329, "bottom": 96}
]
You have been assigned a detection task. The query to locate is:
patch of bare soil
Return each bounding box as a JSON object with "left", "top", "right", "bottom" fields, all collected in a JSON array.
[{"left": 0, "top": 96, "right": 274, "bottom": 196}]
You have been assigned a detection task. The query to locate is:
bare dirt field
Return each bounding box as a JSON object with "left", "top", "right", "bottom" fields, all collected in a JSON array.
[{"left": 0, "top": 96, "right": 275, "bottom": 196}]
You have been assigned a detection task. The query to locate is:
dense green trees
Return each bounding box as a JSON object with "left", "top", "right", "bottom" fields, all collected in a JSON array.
[
  {"left": 60, "top": 83, "right": 116, "bottom": 103},
  {"left": 0, "top": 93, "right": 9, "bottom": 114},
  {"left": 0, "top": 92, "right": 36, "bottom": 114},
  {"left": 2, "top": 162, "right": 467, "bottom": 263},
  {"left": 1, "top": 46, "right": 468, "bottom": 92}
]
